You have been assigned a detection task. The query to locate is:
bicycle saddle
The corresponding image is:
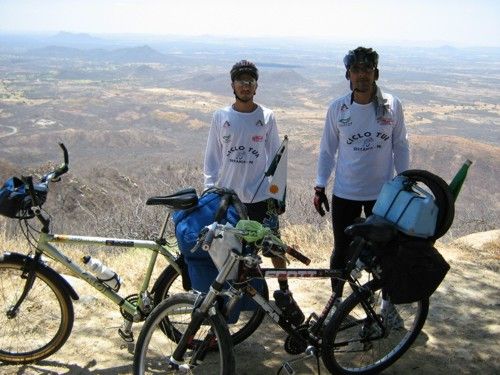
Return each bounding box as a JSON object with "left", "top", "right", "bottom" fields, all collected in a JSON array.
[
  {"left": 345, "top": 215, "right": 398, "bottom": 243},
  {"left": 146, "top": 188, "right": 198, "bottom": 210}
]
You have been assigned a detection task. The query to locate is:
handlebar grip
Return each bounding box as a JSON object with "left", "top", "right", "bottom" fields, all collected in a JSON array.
[
  {"left": 285, "top": 246, "right": 311, "bottom": 265},
  {"left": 201, "top": 229, "right": 216, "bottom": 251},
  {"left": 54, "top": 143, "right": 69, "bottom": 179},
  {"left": 59, "top": 143, "right": 69, "bottom": 164}
]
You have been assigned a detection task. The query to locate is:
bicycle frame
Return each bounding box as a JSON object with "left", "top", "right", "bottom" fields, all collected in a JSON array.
[
  {"left": 241, "top": 267, "right": 353, "bottom": 332},
  {"left": 35, "top": 230, "right": 181, "bottom": 321}
]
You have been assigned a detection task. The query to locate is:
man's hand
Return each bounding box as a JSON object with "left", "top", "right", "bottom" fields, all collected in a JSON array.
[{"left": 314, "top": 186, "right": 330, "bottom": 216}]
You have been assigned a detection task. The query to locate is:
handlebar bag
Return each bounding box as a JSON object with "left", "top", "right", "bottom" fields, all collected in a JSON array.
[
  {"left": 0, "top": 177, "right": 48, "bottom": 219},
  {"left": 0, "top": 177, "right": 30, "bottom": 218},
  {"left": 380, "top": 237, "right": 450, "bottom": 304}
]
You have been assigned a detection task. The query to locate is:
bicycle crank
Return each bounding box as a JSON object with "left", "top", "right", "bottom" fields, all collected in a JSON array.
[{"left": 284, "top": 325, "right": 309, "bottom": 355}]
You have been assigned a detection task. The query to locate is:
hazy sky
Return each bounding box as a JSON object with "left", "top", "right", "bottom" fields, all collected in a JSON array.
[{"left": 1, "top": 0, "right": 499, "bottom": 47}]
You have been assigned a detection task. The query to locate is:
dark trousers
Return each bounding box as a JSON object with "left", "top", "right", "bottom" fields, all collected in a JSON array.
[{"left": 330, "top": 195, "right": 375, "bottom": 295}]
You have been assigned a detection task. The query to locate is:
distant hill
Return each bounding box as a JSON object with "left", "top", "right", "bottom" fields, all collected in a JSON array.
[
  {"left": 28, "top": 44, "right": 168, "bottom": 63},
  {"left": 48, "top": 31, "right": 106, "bottom": 48}
]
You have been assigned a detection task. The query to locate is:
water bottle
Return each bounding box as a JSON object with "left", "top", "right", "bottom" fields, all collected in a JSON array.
[
  {"left": 82, "top": 255, "right": 122, "bottom": 291},
  {"left": 448, "top": 160, "right": 472, "bottom": 202},
  {"left": 273, "top": 290, "right": 305, "bottom": 326}
]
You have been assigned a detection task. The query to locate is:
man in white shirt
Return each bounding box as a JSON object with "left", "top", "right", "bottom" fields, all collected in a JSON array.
[
  {"left": 314, "top": 47, "right": 410, "bottom": 312},
  {"left": 204, "top": 60, "right": 303, "bottom": 325}
]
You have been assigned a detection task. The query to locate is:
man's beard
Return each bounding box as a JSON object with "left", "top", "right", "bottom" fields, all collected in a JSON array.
[
  {"left": 354, "top": 80, "right": 371, "bottom": 92},
  {"left": 234, "top": 91, "right": 253, "bottom": 103}
]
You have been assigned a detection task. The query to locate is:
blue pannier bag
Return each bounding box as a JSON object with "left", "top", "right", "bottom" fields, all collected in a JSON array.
[{"left": 172, "top": 188, "right": 264, "bottom": 323}]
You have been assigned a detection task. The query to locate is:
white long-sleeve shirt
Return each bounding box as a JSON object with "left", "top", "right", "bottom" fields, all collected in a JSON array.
[
  {"left": 316, "top": 89, "right": 410, "bottom": 200},
  {"left": 204, "top": 104, "right": 281, "bottom": 203}
]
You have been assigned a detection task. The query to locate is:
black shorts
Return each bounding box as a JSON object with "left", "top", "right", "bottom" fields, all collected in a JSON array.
[{"left": 244, "top": 199, "right": 280, "bottom": 236}]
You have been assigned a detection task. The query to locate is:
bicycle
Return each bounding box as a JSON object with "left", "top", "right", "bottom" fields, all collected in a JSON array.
[
  {"left": 0, "top": 143, "right": 207, "bottom": 364},
  {"left": 133, "top": 169, "right": 454, "bottom": 374}
]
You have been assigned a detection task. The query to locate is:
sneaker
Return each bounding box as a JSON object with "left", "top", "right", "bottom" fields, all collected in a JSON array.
[
  {"left": 381, "top": 303, "right": 404, "bottom": 330},
  {"left": 274, "top": 290, "right": 305, "bottom": 326}
]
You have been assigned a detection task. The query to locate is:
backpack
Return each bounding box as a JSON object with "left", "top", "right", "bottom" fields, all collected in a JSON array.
[{"left": 380, "top": 237, "right": 450, "bottom": 304}]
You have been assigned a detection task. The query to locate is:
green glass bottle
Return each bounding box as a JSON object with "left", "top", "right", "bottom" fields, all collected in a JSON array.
[{"left": 448, "top": 159, "right": 472, "bottom": 202}]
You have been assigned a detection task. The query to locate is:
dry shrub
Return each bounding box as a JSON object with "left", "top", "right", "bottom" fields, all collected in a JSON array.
[{"left": 281, "top": 222, "right": 332, "bottom": 264}]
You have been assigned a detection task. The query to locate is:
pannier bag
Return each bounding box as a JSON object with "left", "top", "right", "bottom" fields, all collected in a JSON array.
[
  {"left": 173, "top": 188, "right": 240, "bottom": 293},
  {"left": 172, "top": 188, "right": 263, "bottom": 322},
  {"left": 0, "top": 177, "right": 46, "bottom": 219},
  {"left": 380, "top": 237, "right": 450, "bottom": 304}
]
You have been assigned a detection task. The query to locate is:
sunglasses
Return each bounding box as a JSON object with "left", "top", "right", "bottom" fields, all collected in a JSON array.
[
  {"left": 349, "top": 65, "right": 376, "bottom": 74},
  {"left": 234, "top": 79, "right": 257, "bottom": 87}
]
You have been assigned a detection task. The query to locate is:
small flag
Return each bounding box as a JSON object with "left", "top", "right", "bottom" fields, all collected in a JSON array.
[{"left": 267, "top": 136, "right": 288, "bottom": 202}]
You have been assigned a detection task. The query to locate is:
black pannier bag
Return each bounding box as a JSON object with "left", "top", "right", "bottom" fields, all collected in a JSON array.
[{"left": 380, "top": 237, "right": 450, "bottom": 304}]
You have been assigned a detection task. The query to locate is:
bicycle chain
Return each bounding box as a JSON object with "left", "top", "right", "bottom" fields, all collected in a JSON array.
[
  {"left": 284, "top": 325, "right": 309, "bottom": 355},
  {"left": 120, "top": 294, "right": 139, "bottom": 322}
]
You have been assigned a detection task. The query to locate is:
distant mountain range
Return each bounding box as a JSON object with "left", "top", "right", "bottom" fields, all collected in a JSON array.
[
  {"left": 48, "top": 31, "right": 106, "bottom": 46},
  {"left": 28, "top": 44, "right": 168, "bottom": 63}
]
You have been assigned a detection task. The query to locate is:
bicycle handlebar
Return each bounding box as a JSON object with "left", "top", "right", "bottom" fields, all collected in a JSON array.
[
  {"left": 40, "top": 143, "right": 69, "bottom": 183},
  {"left": 20, "top": 143, "right": 69, "bottom": 229}
]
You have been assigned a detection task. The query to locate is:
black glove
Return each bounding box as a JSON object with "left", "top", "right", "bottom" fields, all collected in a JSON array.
[{"left": 314, "top": 186, "right": 330, "bottom": 216}]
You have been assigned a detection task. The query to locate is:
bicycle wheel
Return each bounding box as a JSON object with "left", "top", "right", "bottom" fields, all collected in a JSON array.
[
  {"left": 0, "top": 257, "right": 74, "bottom": 364},
  {"left": 152, "top": 259, "right": 189, "bottom": 305},
  {"left": 153, "top": 260, "right": 268, "bottom": 345},
  {"left": 322, "top": 282, "right": 429, "bottom": 374},
  {"left": 134, "top": 293, "right": 235, "bottom": 375}
]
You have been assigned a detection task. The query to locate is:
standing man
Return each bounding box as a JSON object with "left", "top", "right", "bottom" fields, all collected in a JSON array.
[
  {"left": 314, "top": 47, "right": 409, "bottom": 325},
  {"left": 204, "top": 60, "right": 303, "bottom": 324}
]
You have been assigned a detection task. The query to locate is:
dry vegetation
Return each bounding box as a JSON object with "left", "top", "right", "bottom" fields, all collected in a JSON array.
[
  {"left": 0, "top": 224, "right": 498, "bottom": 375},
  {"left": 0, "top": 38, "right": 499, "bottom": 373}
]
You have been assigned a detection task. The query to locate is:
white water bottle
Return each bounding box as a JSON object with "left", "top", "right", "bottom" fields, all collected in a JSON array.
[{"left": 82, "top": 255, "right": 122, "bottom": 291}]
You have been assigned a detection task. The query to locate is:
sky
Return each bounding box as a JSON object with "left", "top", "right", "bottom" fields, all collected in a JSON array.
[{"left": 0, "top": 0, "right": 499, "bottom": 47}]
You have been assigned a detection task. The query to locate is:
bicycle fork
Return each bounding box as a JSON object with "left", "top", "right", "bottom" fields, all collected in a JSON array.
[{"left": 6, "top": 252, "right": 42, "bottom": 319}]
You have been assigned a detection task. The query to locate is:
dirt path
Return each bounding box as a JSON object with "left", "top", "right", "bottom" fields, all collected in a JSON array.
[
  {"left": 1, "top": 243, "right": 499, "bottom": 374},
  {"left": 0, "top": 125, "right": 17, "bottom": 138}
]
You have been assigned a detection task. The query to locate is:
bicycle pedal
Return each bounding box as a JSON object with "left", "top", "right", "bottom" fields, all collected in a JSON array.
[
  {"left": 118, "top": 327, "right": 134, "bottom": 342},
  {"left": 305, "top": 312, "right": 318, "bottom": 324}
]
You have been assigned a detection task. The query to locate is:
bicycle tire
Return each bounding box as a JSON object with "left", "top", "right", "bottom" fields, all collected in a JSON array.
[
  {"left": 152, "top": 260, "right": 189, "bottom": 305},
  {"left": 400, "top": 169, "right": 455, "bottom": 240},
  {"left": 134, "top": 292, "right": 235, "bottom": 375},
  {"left": 322, "top": 281, "right": 429, "bottom": 374},
  {"left": 0, "top": 257, "right": 74, "bottom": 364},
  {"left": 153, "top": 260, "right": 268, "bottom": 345}
]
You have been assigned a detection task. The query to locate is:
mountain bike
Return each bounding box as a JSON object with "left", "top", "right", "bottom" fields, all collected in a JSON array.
[
  {"left": 134, "top": 169, "right": 454, "bottom": 374},
  {"left": 133, "top": 219, "right": 428, "bottom": 375},
  {"left": 0, "top": 143, "right": 203, "bottom": 364}
]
